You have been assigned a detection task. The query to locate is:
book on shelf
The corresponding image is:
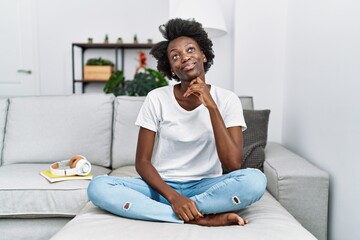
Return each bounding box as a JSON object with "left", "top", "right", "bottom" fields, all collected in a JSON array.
[{"left": 40, "top": 170, "right": 93, "bottom": 183}]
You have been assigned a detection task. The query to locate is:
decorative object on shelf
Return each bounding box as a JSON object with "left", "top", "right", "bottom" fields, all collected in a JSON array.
[
  {"left": 84, "top": 58, "right": 114, "bottom": 81},
  {"left": 87, "top": 38, "right": 93, "bottom": 44},
  {"left": 147, "top": 38, "right": 153, "bottom": 44},
  {"left": 104, "top": 52, "right": 168, "bottom": 96},
  {"left": 133, "top": 34, "right": 138, "bottom": 44},
  {"left": 86, "top": 58, "right": 114, "bottom": 66},
  {"left": 117, "top": 37, "right": 123, "bottom": 44},
  {"left": 135, "top": 51, "right": 147, "bottom": 73},
  {"left": 104, "top": 34, "right": 109, "bottom": 44}
]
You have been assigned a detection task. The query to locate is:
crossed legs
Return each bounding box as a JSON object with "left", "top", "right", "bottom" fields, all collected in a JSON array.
[{"left": 87, "top": 168, "right": 266, "bottom": 226}]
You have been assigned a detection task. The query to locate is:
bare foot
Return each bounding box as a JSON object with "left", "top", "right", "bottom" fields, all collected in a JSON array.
[{"left": 188, "top": 213, "right": 248, "bottom": 226}]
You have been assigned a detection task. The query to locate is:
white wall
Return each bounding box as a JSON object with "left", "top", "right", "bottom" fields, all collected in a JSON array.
[
  {"left": 282, "top": 1, "right": 360, "bottom": 240},
  {"left": 233, "top": 1, "right": 360, "bottom": 239},
  {"left": 204, "top": 0, "right": 235, "bottom": 91},
  {"left": 35, "top": 0, "right": 235, "bottom": 95},
  {"left": 233, "top": 0, "right": 287, "bottom": 142},
  {"left": 36, "top": 0, "right": 170, "bottom": 94}
]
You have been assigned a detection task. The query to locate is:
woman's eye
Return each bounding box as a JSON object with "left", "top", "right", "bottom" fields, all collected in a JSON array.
[
  {"left": 187, "top": 47, "right": 195, "bottom": 53},
  {"left": 172, "top": 54, "right": 179, "bottom": 60}
]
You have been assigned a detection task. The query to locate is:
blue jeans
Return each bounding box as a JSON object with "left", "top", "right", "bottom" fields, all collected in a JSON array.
[{"left": 87, "top": 168, "right": 266, "bottom": 223}]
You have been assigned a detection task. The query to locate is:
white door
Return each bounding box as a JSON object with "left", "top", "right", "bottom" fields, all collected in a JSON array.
[{"left": 0, "top": 0, "right": 40, "bottom": 97}]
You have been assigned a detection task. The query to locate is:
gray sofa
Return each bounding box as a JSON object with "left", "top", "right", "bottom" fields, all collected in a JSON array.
[{"left": 0, "top": 94, "right": 329, "bottom": 240}]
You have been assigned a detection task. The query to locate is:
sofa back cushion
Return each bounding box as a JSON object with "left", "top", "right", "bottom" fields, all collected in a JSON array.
[
  {"left": 0, "top": 98, "right": 9, "bottom": 165},
  {"left": 239, "top": 96, "right": 254, "bottom": 110},
  {"left": 241, "top": 109, "right": 271, "bottom": 171},
  {"left": 112, "top": 96, "right": 145, "bottom": 169},
  {"left": 3, "top": 94, "right": 114, "bottom": 167}
]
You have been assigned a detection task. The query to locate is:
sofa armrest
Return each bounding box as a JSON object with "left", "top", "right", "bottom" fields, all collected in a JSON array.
[{"left": 264, "top": 142, "right": 329, "bottom": 240}]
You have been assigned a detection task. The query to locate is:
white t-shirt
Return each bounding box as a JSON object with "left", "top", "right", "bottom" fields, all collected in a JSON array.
[{"left": 135, "top": 84, "right": 246, "bottom": 182}]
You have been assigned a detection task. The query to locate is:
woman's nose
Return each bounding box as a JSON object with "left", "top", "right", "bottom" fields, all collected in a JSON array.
[{"left": 181, "top": 55, "right": 191, "bottom": 63}]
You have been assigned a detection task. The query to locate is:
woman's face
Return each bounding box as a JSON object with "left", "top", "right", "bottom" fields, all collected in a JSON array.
[{"left": 167, "top": 36, "right": 206, "bottom": 81}]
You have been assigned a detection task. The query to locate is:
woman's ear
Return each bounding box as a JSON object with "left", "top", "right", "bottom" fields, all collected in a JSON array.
[{"left": 201, "top": 52, "right": 207, "bottom": 62}]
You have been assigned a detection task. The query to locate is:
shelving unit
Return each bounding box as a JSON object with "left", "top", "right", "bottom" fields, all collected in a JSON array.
[{"left": 72, "top": 43, "right": 154, "bottom": 93}]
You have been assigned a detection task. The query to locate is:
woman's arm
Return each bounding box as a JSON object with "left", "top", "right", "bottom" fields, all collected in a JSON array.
[
  {"left": 208, "top": 110, "right": 243, "bottom": 172},
  {"left": 183, "top": 78, "right": 244, "bottom": 172},
  {"left": 135, "top": 127, "right": 203, "bottom": 221}
]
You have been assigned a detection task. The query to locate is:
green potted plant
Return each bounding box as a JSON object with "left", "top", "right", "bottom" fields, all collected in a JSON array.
[
  {"left": 86, "top": 58, "right": 114, "bottom": 66},
  {"left": 84, "top": 58, "right": 114, "bottom": 81},
  {"left": 103, "top": 52, "right": 168, "bottom": 96}
]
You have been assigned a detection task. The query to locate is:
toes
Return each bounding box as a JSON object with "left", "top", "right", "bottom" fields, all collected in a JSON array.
[
  {"left": 237, "top": 216, "right": 248, "bottom": 226},
  {"left": 238, "top": 217, "right": 245, "bottom": 226}
]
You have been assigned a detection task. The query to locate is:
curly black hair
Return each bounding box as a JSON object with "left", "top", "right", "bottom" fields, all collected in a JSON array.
[{"left": 150, "top": 18, "right": 215, "bottom": 81}]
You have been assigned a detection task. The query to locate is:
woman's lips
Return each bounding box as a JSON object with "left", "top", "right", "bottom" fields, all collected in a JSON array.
[{"left": 182, "top": 62, "right": 196, "bottom": 71}]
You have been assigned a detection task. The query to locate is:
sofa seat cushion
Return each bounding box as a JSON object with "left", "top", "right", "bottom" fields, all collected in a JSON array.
[
  {"left": 0, "top": 164, "right": 110, "bottom": 217},
  {"left": 110, "top": 165, "right": 139, "bottom": 177},
  {"left": 50, "top": 191, "right": 316, "bottom": 240},
  {"left": 0, "top": 218, "right": 70, "bottom": 240}
]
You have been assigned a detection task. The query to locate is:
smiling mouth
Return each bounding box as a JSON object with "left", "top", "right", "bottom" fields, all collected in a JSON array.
[{"left": 182, "top": 62, "right": 196, "bottom": 71}]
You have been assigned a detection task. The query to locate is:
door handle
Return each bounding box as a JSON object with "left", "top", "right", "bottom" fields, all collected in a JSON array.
[{"left": 17, "top": 69, "right": 32, "bottom": 74}]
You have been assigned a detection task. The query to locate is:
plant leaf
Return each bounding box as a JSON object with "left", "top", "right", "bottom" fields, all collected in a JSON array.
[{"left": 103, "top": 70, "right": 124, "bottom": 95}]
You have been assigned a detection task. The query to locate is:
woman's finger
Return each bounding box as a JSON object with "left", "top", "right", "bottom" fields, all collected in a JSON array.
[
  {"left": 189, "top": 202, "right": 203, "bottom": 219},
  {"left": 181, "top": 212, "right": 190, "bottom": 222},
  {"left": 190, "top": 77, "right": 203, "bottom": 85}
]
